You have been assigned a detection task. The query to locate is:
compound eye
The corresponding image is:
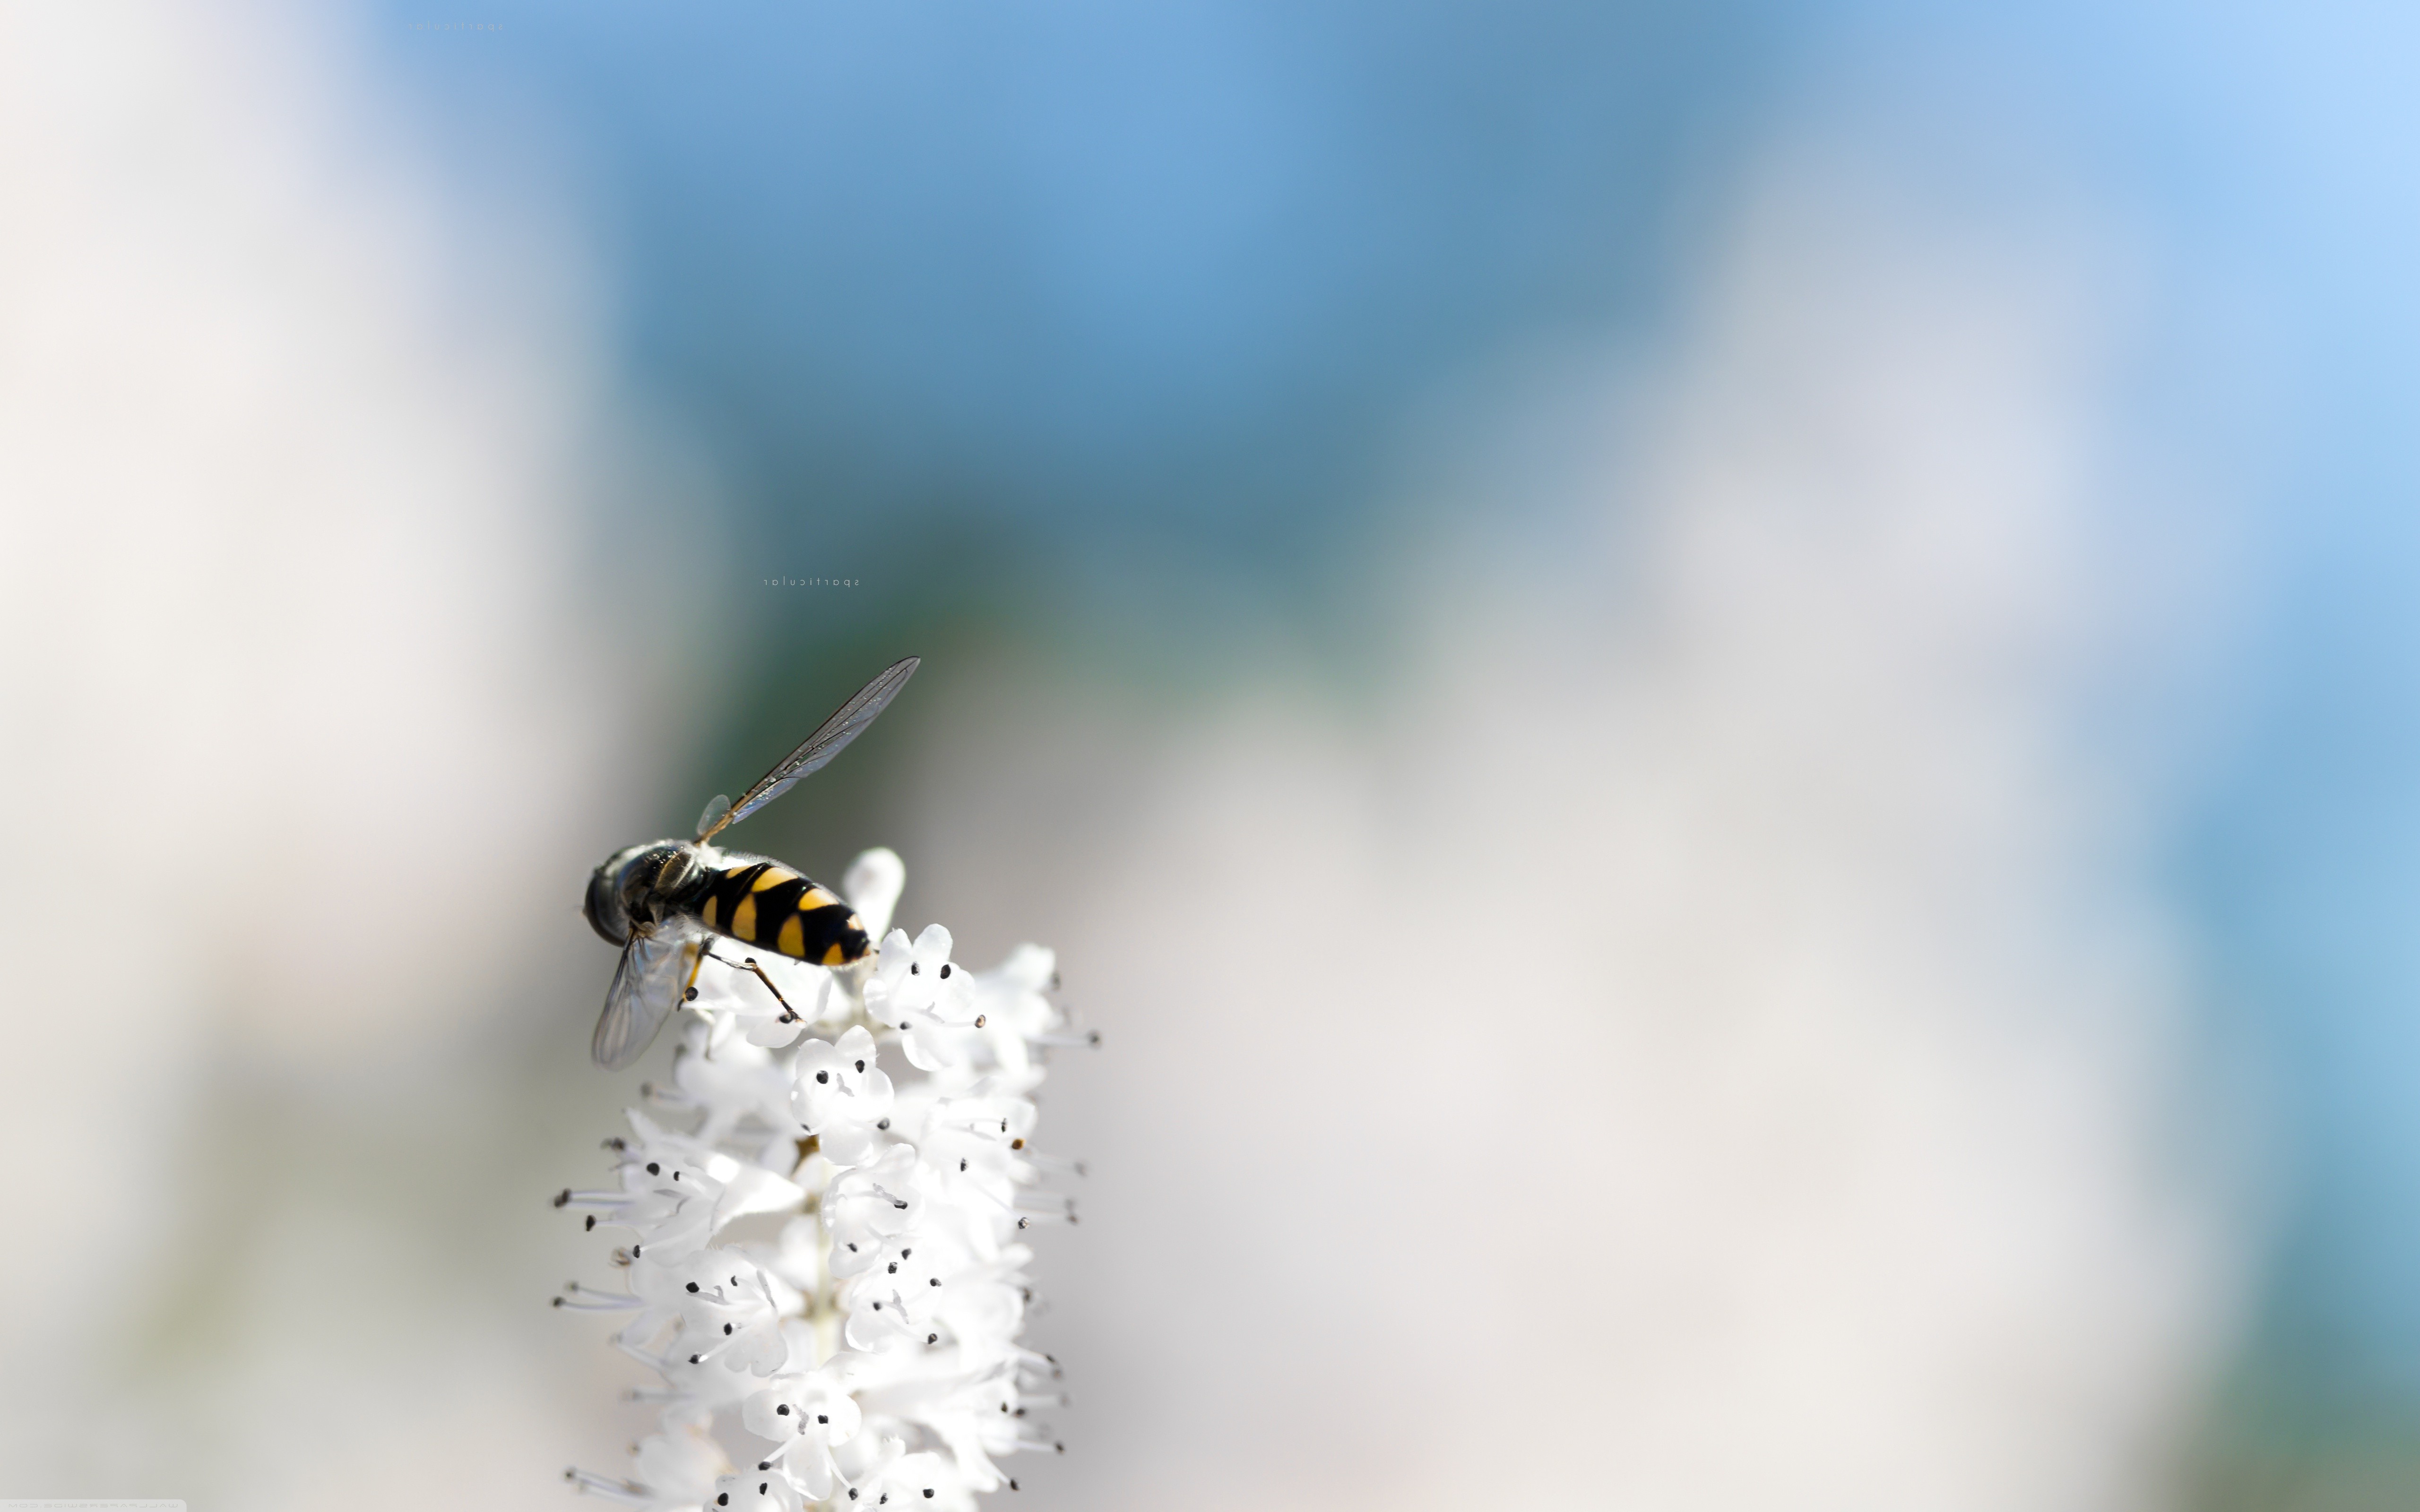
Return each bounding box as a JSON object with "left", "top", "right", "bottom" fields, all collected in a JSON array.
[{"left": 584, "top": 864, "right": 629, "bottom": 944}]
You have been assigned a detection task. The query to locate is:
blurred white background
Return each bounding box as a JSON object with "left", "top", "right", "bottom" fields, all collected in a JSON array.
[{"left": 910, "top": 147, "right": 2239, "bottom": 1512}]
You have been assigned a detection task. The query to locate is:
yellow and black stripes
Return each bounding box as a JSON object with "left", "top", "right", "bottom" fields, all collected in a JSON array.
[{"left": 678, "top": 859, "right": 871, "bottom": 967}]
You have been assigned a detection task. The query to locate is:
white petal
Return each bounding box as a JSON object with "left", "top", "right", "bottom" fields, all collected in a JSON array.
[{"left": 844, "top": 847, "right": 906, "bottom": 939}]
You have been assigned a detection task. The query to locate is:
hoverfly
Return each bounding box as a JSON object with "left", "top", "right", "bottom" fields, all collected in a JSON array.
[{"left": 581, "top": 657, "right": 918, "bottom": 1069}]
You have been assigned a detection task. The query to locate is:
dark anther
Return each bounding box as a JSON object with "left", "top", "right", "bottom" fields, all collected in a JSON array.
[
  {"left": 926, "top": 1332, "right": 938, "bottom": 1344},
  {"left": 929, "top": 1278, "right": 941, "bottom": 1287},
  {"left": 551, "top": 1297, "right": 564, "bottom": 1308},
  {"left": 909, "top": 962, "right": 918, "bottom": 974},
  {"left": 717, "top": 1496, "right": 728, "bottom": 1506},
  {"left": 817, "top": 1071, "right": 830, "bottom": 1083},
  {"left": 743, "top": 957, "right": 757, "bottom": 967},
  {"left": 759, "top": 1462, "right": 771, "bottom": 1471},
  {"left": 723, "top": 1323, "right": 734, "bottom": 1335},
  {"left": 1011, "top": 1479, "right": 1020, "bottom": 1491},
  {"left": 893, "top": 1198, "right": 908, "bottom": 1210},
  {"left": 687, "top": 1282, "right": 700, "bottom": 1293},
  {"left": 778, "top": 1404, "right": 790, "bottom": 1416},
  {"left": 646, "top": 1162, "right": 661, "bottom": 1176},
  {"left": 1011, "top": 1138, "right": 1025, "bottom": 1150},
  {"left": 688, "top": 1354, "right": 702, "bottom": 1364},
  {"left": 684, "top": 987, "right": 698, "bottom": 1001},
  {"left": 959, "top": 1159, "right": 968, "bottom": 1172},
  {"left": 877, "top": 1118, "right": 891, "bottom": 1130},
  {"left": 553, "top": 1189, "right": 570, "bottom": 1207},
  {"left": 925, "top": 1491, "right": 936, "bottom": 1499},
  {"left": 975, "top": 1014, "right": 987, "bottom": 1028},
  {"left": 818, "top": 1414, "right": 828, "bottom": 1424},
  {"left": 585, "top": 1215, "right": 596, "bottom": 1231},
  {"left": 872, "top": 1302, "right": 882, "bottom": 1311},
  {"left": 888, "top": 1263, "right": 898, "bottom": 1274},
  {"left": 939, "top": 964, "right": 951, "bottom": 979},
  {"left": 901, "top": 1249, "right": 912, "bottom": 1258},
  {"left": 632, "top": 1245, "right": 643, "bottom": 1256},
  {"left": 854, "top": 1059, "right": 865, "bottom": 1073},
  {"left": 1054, "top": 1443, "right": 1065, "bottom": 1453},
  {"left": 761, "top": 1485, "right": 769, "bottom": 1496},
  {"left": 672, "top": 1171, "right": 682, "bottom": 1181},
  {"left": 848, "top": 1492, "right": 859, "bottom": 1501}
]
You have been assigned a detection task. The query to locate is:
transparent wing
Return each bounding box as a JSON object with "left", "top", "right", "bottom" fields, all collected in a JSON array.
[
  {"left": 702, "top": 656, "right": 918, "bottom": 839},
  {"left": 592, "top": 923, "right": 705, "bottom": 1071}
]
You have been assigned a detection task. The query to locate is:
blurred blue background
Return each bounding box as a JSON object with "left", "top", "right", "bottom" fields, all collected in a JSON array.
[
  {"left": 7, "top": 1, "right": 2420, "bottom": 1507},
  {"left": 395, "top": 0, "right": 2420, "bottom": 1423},
  {"left": 381, "top": 0, "right": 1795, "bottom": 637}
]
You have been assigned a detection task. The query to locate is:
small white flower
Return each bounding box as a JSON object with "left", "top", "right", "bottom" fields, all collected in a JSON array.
[
  {"left": 794, "top": 1024, "right": 896, "bottom": 1167},
  {"left": 738, "top": 1354, "right": 864, "bottom": 1497},
  {"left": 560, "top": 848, "right": 1081, "bottom": 1509},
  {"left": 860, "top": 1449, "right": 970, "bottom": 1512},
  {"left": 563, "top": 1423, "right": 726, "bottom": 1509},
  {"left": 865, "top": 925, "right": 988, "bottom": 1072},
  {"left": 703, "top": 1475, "right": 790, "bottom": 1512},
  {"left": 671, "top": 1025, "right": 798, "bottom": 1145},
  {"left": 845, "top": 847, "right": 907, "bottom": 941},
  {"left": 966, "top": 946, "right": 1062, "bottom": 1090},
  {"left": 826, "top": 1143, "right": 926, "bottom": 1268}
]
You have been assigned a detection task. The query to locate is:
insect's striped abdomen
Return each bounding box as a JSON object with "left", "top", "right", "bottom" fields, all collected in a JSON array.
[{"left": 689, "top": 860, "right": 871, "bottom": 967}]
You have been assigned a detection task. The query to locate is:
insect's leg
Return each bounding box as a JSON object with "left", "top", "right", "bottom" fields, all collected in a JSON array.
[{"left": 698, "top": 945, "right": 800, "bottom": 1022}]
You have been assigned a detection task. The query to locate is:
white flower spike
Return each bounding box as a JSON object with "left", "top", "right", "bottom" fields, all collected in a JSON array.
[{"left": 561, "top": 849, "right": 1085, "bottom": 1510}]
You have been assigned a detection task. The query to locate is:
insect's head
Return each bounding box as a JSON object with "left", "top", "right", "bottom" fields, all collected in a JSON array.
[{"left": 583, "top": 842, "right": 690, "bottom": 943}]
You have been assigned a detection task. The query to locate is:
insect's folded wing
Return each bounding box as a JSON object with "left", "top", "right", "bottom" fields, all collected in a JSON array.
[{"left": 592, "top": 925, "right": 703, "bottom": 1070}]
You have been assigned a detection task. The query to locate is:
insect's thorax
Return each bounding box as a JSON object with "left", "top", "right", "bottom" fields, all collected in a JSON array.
[{"left": 663, "top": 849, "right": 872, "bottom": 968}]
